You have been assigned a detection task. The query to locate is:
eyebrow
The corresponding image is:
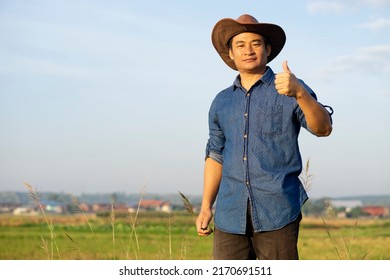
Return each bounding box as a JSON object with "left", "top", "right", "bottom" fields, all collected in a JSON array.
[{"left": 234, "top": 39, "right": 263, "bottom": 45}]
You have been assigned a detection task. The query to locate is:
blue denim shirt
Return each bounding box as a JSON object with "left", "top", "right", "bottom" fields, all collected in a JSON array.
[{"left": 206, "top": 67, "right": 314, "bottom": 234}]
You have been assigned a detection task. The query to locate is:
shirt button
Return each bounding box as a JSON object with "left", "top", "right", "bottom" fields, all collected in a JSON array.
[
  {"left": 243, "top": 156, "right": 247, "bottom": 161},
  {"left": 244, "top": 113, "right": 248, "bottom": 117},
  {"left": 244, "top": 134, "right": 247, "bottom": 138},
  {"left": 246, "top": 181, "right": 250, "bottom": 185},
  {"left": 246, "top": 93, "right": 250, "bottom": 97}
]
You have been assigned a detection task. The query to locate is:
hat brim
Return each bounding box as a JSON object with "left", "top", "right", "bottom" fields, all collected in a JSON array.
[{"left": 211, "top": 18, "right": 286, "bottom": 70}]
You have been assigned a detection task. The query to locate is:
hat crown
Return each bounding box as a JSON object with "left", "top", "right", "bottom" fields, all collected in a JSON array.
[{"left": 236, "top": 14, "right": 259, "bottom": 24}]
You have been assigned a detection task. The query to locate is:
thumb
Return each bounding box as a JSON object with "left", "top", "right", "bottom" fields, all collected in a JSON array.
[{"left": 282, "top": 60, "right": 291, "bottom": 73}]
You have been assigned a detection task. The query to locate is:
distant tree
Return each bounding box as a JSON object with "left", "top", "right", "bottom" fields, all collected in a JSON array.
[
  {"left": 46, "top": 193, "right": 72, "bottom": 203},
  {"left": 302, "top": 199, "right": 327, "bottom": 216},
  {"left": 346, "top": 207, "right": 368, "bottom": 218},
  {"left": 48, "top": 193, "right": 61, "bottom": 202}
]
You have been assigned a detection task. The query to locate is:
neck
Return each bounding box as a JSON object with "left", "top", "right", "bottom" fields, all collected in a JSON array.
[{"left": 238, "top": 66, "right": 268, "bottom": 91}]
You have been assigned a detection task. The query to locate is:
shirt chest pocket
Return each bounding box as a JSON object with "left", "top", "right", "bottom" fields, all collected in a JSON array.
[{"left": 259, "top": 105, "right": 283, "bottom": 135}]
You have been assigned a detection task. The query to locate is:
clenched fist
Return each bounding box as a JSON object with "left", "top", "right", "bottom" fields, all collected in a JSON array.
[{"left": 274, "top": 60, "right": 304, "bottom": 98}]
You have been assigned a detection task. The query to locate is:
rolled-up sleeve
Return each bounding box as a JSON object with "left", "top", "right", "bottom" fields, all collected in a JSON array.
[
  {"left": 294, "top": 80, "right": 334, "bottom": 134},
  {"left": 294, "top": 81, "right": 316, "bottom": 130},
  {"left": 205, "top": 99, "right": 225, "bottom": 164}
]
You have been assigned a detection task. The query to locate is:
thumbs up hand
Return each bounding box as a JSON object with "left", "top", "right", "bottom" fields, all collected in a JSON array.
[
  {"left": 275, "top": 60, "right": 302, "bottom": 98},
  {"left": 282, "top": 60, "right": 292, "bottom": 73}
]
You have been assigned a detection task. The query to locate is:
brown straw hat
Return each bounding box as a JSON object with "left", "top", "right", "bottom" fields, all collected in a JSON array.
[{"left": 211, "top": 14, "right": 286, "bottom": 70}]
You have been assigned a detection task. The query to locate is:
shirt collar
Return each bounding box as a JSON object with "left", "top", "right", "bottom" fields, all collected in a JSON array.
[{"left": 233, "top": 67, "right": 275, "bottom": 91}]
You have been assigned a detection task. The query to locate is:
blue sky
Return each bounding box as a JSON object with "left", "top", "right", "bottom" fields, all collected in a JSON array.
[{"left": 0, "top": 0, "right": 389, "bottom": 198}]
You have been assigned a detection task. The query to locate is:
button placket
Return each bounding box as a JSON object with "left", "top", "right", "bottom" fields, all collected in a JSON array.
[{"left": 243, "top": 89, "right": 251, "bottom": 186}]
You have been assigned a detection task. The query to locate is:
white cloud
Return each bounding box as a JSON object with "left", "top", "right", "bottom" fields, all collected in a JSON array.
[
  {"left": 360, "top": 0, "right": 390, "bottom": 6},
  {"left": 357, "top": 17, "right": 390, "bottom": 31},
  {"left": 313, "top": 44, "right": 390, "bottom": 82},
  {"left": 307, "top": 0, "right": 390, "bottom": 15},
  {"left": 307, "top": 1, "right": 344, "bottom": 15},
  {"left": 334, "top": 44, "right": 390, "bottom": 72}
]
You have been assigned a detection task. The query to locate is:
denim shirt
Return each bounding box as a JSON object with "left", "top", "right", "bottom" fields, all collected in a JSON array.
[{"left": 206, "top": 67, "right": 314, "bottom": 234}]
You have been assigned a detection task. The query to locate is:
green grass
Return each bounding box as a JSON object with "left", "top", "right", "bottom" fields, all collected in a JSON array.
[
  {"left": 298, "top": 218, "right": 390, "bottom": 260},
  {"left": 1, "top": 213, "right": 390, "bottom": 260},
  {"left": 0, "top": 213, "right": 213, "bottom": 260}
]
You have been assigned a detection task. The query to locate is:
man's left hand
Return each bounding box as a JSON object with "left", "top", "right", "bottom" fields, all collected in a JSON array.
[{"left": 275, "top": 60, "right": 303, "bottom": 98}]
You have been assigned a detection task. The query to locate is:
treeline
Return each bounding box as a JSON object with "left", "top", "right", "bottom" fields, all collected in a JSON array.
[
  {"left": 1, "top": 191, "right": 390, "bottom": 217},
  {"left": 0, "top": 191, "right": 201, "bottom": 207}
]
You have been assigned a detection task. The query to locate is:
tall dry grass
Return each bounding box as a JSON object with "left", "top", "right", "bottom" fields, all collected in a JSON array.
[
  {"left": 25, "top": 183, "right": 189, "bottom": 260},
  {"left": 72, "top": 197, "right": 102, "bottom": 258},
  {"left": 321, "top": 201, "right": 369, "bottom": 260},
  {"left": 125, "top": 185, "right": 145, "bottom": 259},
  {"left": 179, "top": 191, "right": 209, "bottom": 251},
  {"left": 299, "top": 159, "right": 368, "bottom": 260},
  {"left": 299, "top": 158, "right": 314, "bottom": 192},
  {"left": 23, "top": 182, "right": 148, "bottom": 260},
  {"left": 24, "top": 182, "right": 61, "bottom": 260}
]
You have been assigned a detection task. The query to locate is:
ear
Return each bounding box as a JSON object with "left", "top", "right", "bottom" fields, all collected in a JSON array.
[
  {"left": 266, "top": 44, "right": 271, "bottom": 57},
  {"left": 229, "top": 48, "right": 234, "bottom": 60}
]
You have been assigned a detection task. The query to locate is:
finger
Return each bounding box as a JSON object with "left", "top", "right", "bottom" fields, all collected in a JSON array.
[
  {"left": 277, "top": 89, "right": 288, "bottom": 95},
  {"left": 201, "top": 219, "right": 209, "bottom": 230},
  {"left": 197, "top": 228, "right": 207, "bottom": 236},
  {"left": 274, "top": 72, "right": 290, "bottom": 84},
  {"left": 282, "top": 60, "right": 291, "bottom": 73},
  {"left": 275, "top": 82, "right": 290, "bottom": 95},
  {"left": 198, "top": 227, "right": 213, "bottom": 237},
  {"left": 274, "top": 83, "right": 283, "bottom": 90},
  {"left": 196, "top": 216, "right": 209, "bottom": 231}
]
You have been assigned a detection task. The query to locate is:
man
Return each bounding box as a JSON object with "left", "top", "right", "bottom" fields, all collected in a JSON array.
[{"left": 196, "top": 14, "right": 333, "bottom": 260}]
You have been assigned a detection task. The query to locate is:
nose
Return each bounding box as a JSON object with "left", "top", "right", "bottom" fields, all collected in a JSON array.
[{"left": 244, "top": 44, "right": 255, "bottom": 55}]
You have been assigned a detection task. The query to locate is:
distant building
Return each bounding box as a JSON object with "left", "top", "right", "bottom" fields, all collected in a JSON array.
[
  {"left": 0, "top": 203, "right": 20, "bottom": 213},
  {"left": 362, "top": 206, "right": 389, "bottom": 218},
  {"left": 330, "top": 200, "right": 363, "bottom": 209},
  {"left": 40, "top": 200, "right": 66, "bottom": 214},
  {"left": 90, "top": 203, "right": 133, "bottom": 214},
  {"left": 129, "top": 200, "right": 171, "bottom": 213},
  {"left": 78, "top": 202, "right": 91, "bottom": 213},
  {"left": 91, "top": 203, "right": 112, "bottom": 213},
  {"left": 114, "top": 203, "right": 131, "bottom": 213},
  {"left": 13, "top": 206, "right": 37, "bottom": 215}
]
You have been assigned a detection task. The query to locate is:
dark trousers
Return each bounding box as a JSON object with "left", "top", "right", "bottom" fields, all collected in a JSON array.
[{"left": 213, "top": 212, "right": 302, "bottom": 260}]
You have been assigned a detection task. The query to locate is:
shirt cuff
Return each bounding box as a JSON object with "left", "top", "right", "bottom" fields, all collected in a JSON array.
[{"left": 206, "top": 151, "right": 223, "bottom": 164}]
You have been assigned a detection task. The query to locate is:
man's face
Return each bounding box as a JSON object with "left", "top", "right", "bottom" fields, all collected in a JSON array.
[{"left": 228, "top": 32, "right": 271, "bottom": 73}]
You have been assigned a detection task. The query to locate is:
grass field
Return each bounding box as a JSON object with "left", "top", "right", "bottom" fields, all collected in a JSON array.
[{"left": 1, "top": 213, "right": 389, "bottom": 260}]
